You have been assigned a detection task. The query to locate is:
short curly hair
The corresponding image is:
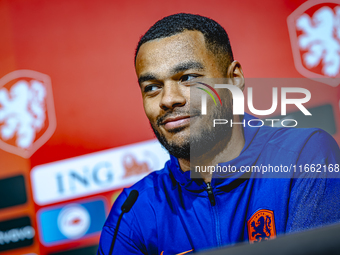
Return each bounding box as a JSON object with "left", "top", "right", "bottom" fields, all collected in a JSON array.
[{"left": 135, "top": 13, "right": 234, "bottom": 74}]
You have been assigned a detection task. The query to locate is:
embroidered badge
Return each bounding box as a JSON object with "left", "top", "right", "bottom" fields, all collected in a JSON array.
[{"left": 248, "top": 209, "right": 276, "bottom": 243}]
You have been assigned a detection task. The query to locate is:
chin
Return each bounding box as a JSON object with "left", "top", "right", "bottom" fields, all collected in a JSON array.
[{"left": 166, "top": 132, "right": 190, "bottom": 146}]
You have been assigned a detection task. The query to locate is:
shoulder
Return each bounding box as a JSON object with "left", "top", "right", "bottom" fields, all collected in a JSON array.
[
  {"left": 105, "top": 160, "right": 174, "bottom": 226},
  {"left": 126, "top": 161, "right": 174, "bottom": 196},
  {"left": 258, "top": 125, "right": 339, "bottom": 154}
]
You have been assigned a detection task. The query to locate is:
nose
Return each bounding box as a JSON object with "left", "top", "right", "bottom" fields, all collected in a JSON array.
[{"left": 159, "top": 81, "right": 187, "bottom": 110}]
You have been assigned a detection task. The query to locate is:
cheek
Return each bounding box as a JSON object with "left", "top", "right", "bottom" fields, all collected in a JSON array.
[
  {"left": 143, "top": 98, "right": 159, "bottom": 122},
  {"left": 189, "top": 88, "right": 203, "bottom": 110}
]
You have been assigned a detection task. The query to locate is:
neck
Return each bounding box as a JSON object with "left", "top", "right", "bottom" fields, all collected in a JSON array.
[{"left": 178, "top": 115, "right": 245, "bottom": 183}]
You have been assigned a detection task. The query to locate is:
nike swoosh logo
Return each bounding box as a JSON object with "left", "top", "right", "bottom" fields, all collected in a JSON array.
[{"left": 160, "top": 249, "right": 194, "bottom": 255}]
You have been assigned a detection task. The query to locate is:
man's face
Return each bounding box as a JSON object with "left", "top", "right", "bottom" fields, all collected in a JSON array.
[{"left": 135, "top": 30, "right": 232, "bottom": 159}]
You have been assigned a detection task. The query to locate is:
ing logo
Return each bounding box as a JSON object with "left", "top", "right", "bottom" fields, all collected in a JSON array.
[
  {"left": 0, "top": 70, "right": 56, "bottom": 158},
  {"left": 122, "top": 154, "right": 152, "bottom": 178}
]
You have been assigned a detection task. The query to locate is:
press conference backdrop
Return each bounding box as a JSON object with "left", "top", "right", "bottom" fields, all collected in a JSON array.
[{"left": 0, "top": 0, "right": 340, "bottom": 254}]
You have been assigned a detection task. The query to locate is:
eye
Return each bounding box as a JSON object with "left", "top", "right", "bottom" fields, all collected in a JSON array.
[
  {"left": 179, "top": 74, "right": 198, "bottom": 82},
  {"left": 144, "top": 84, "right": 160, "bottom": 93}
]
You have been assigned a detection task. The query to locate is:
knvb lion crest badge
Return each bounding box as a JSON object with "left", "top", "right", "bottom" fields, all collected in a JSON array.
[
  {"left": 287, "top": 0, "right": 340, "bottom": 86},
  {"left": 247, "top": 209, "right": 276, "bottom": 243},
  {"left": 0, "top": 70, "right": 56, "bottom": 158}
]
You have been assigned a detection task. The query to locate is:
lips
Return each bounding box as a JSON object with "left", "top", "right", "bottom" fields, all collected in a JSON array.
[{"left": 162, "top": 115, "right": 191, "bottom": 130}]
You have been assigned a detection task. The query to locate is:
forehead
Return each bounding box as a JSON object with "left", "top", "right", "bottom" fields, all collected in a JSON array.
[{"left": 135, "top": 31, "right": 215, "bottom": 77}]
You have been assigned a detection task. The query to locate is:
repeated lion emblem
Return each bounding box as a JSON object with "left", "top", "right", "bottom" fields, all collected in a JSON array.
[
  {"left": 297, "top": 6, "right": 340, "bottom": 77},
  {"left": 0, "top": 80, "right": 46, "bottom": 149},
  {"left": 0, "top": 70, "right": 56, "bottom": 158},
  {"left": 287, "top": 1, "right": 340, "bottom": 86},
  {"left": 248, "top": 209, "right": 276, "bottom": 243}
]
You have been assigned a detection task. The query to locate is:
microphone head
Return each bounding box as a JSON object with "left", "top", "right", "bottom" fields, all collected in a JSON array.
[{"left": 121, "top": 190, "right": 139, "bottom": 213}]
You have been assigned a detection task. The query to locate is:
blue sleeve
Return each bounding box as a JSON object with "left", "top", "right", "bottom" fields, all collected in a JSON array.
[
  {"left": 286, "top": 130, "right": 340, "bottom": 232},
  {"left": 97, "top": 189, "right": 146, "bottom": 255}
]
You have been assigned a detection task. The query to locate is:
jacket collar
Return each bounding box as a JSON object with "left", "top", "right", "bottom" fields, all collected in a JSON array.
[{"left": 167, "top": 113, "right": 273, "bottom": 192}]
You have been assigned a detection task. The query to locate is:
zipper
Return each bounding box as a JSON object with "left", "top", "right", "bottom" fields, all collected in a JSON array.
[
  {"left": 206, "top": 182, "right": 216, "bottom": 206},
  {"left": 206, "top": 182, "right": 221, "bottom": 246}
]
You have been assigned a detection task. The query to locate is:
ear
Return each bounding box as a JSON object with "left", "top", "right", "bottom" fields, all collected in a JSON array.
[{"left": 227, "top": 60, "right": 245, "bottom": 91}]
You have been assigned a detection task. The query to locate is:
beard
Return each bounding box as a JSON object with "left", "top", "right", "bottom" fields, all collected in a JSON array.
[
  {"left": 150, "top": 93, "right": 234, "bottom": 160},
  {"left": 151, "top": 123, "right": 191, "bottom": 159}
]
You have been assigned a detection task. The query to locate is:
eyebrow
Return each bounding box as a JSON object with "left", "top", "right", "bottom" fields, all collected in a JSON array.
[
  {"left": 138, "top": 61, "right": 205, "bottom": 86},
  {"left": 170, "top": 61, "right": 204, "bottom": 75},
  {"left": 138, "top": 74, "right": 157, "bottom": 85}
]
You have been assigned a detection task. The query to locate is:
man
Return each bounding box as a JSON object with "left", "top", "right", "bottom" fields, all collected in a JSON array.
[{"left": 98, "top": 13, "right": 340, "bottom": 254}]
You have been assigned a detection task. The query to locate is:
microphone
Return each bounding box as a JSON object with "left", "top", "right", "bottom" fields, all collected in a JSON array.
[
  {"left": 121, "top": 190, "right": 139, "bottom": 213},
  {"left": 109, "top": 190, "right": 139, "bottom": 254}
]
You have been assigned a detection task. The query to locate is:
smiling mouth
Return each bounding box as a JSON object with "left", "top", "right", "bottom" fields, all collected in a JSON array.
[
  {"left": 161, "top": 115, "right": 190, "bottom": 131},
  {"left": 161, "top": 115, "right": 200, "bottom": 131},
  {"left": 163, "top": 116, "right": 190, "bottom": 130}
]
